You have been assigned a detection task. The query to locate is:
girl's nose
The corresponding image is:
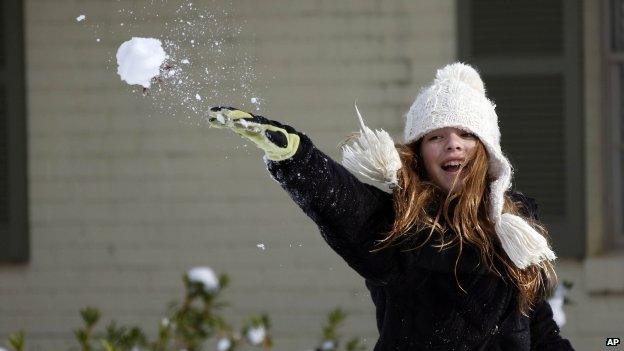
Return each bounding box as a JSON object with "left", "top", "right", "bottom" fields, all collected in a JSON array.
[{"left": 445, "top": 133, "right": 463, "bottom": 150}]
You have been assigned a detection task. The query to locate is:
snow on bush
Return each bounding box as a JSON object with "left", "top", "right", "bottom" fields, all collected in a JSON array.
[
  {"left": 321, "top": 340, "right": 336, "bottom": 350},
  {"left": 187, "top": 266, "right": 220, "bottom": 293},
  {"left": 246, "top": 325, "right": 266, "bottom": 345},
  {"left": 116, "top": 37, "right": 168, "bottom": 88},
  {"left": 216, "top": 337, "right": 232, "bottom": 351}
]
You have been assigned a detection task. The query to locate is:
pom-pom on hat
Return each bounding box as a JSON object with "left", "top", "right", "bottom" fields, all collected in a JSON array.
[{"left": 405, "top": 62, "right": 556, "bottom": 269}]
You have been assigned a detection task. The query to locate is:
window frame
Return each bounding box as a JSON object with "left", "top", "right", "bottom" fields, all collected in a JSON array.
[{"left": 602, "top": 0, "right": 624, "bottom": 249}]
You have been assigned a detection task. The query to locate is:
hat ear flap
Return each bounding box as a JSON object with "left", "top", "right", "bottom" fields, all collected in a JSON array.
[{"left": 495, "top": 213, "right": 557, "bottom": 269}]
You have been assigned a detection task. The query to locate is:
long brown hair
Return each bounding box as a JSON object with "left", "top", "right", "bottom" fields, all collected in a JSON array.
[{"left": 374, "top": 138, "right": 556, "bottom": 316}]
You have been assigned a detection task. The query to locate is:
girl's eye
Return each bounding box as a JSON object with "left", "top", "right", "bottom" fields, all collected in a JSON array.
[
  {"left": 429, "top": 135, "right": 441, "bottom": 140},
  {"left": 462, "top": 133, "right": 476, "bottom": 139}
]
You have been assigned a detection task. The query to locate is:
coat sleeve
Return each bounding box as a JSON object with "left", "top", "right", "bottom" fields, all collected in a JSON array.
[
  {"left": 530, "top": 300, "right": 575, "bottom": 350},
  {"left": 265, "top": 133, "right": 400, "bottom": 284}
]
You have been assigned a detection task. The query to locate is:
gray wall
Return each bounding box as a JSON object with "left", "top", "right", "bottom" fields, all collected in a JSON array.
[
  {"left": 0, "top": 0, "right": 621, "bottom": 350},
  {"left": 3, "top": 1, "right": 456, "bottom": 350}
]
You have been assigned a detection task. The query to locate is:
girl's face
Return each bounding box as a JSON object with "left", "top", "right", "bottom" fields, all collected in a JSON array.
[{"left": 419, "top": 127, "right": 478, "bottom": 193}]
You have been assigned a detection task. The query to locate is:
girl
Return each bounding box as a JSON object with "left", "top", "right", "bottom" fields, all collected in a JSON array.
[{"left": 207, "top": 63, "right": 574, "bottom": 350}]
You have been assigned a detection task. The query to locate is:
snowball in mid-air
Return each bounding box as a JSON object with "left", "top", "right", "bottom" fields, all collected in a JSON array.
[
  {"left": 116, "top": 37, "right": 168, "bottom": 88},
  {"left": 187, "top": 266, "right": 220, "bottom": 293}
]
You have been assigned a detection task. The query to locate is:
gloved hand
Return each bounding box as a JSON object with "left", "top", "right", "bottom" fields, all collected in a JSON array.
[{"left": 207, "top": 106, "right": 301, "bottom": 161}]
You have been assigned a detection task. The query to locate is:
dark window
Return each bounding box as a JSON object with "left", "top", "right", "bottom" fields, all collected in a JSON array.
[
  {"left": 470, "top": 0, "right": 564, "bottom": 57},
  {"left": 457, "top": 0, "right": 584, "bottom": 258},
  {"left": 0, "top": 0, "right": 28, "bottom": 263}
]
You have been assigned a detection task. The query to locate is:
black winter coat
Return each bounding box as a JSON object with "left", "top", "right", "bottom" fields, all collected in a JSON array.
[{"left": 266, "top": 134, "right": 574, "bottom": 351}]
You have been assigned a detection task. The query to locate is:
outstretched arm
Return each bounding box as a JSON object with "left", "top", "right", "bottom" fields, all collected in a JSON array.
[{"left": 208, "top": 107, "right": 400, "bottom": 284}]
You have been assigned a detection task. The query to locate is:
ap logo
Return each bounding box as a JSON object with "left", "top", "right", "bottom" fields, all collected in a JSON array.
[{"left": 606, "top": 337, "right": 620, "bottom": 346}]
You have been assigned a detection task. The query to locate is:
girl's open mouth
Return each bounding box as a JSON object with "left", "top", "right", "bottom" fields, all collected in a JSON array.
[{"left": 441, "top": 164, "right": 461, "bottom": 173}]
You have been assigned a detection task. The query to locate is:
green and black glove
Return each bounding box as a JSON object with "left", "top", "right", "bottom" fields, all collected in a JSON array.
[{"left": 207, "top": 106, "right": 301, "bottom": 161}]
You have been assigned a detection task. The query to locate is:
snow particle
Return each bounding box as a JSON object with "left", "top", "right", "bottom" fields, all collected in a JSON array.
[
  {"left": 76, "top": 14, "right": 86, "bottom": 22},
  {"left": 195, "top": 94, "right": 201, "bottom": 101},
  {"left": 256, "top": 242, "right": 266, "bottom": 250},
  {"left": 250, "top": 97, "right": 258, "bottom": 104},
  {"left": 181, "top": 59, "right": 190, "bottom": 64}
]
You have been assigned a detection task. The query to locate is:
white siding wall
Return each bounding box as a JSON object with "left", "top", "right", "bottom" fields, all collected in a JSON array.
[
  {"left": 1, "top": 0, "right": 618, "bottom": 350},
  {"left": 3, "top": 1, "right": 456, "bottom": 349}
]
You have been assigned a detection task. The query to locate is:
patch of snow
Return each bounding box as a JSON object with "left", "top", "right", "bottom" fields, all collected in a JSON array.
[
  {"left": 187, "top": 266, "right": 219, "bottom": 293},
  {"left": 246, "top": 326, "right": 266, "bottom": 345},
  {"left": 216, "top": 338, "right": 231, "bottom": 351},
  {"left": 321, "top": 340, "right": 336, "bottom": 351},
  {"left": 116, "top": 37, "right": 167, "bottom": 88},
  {"left": 547, "top": 284, "right": 567, "bottom": 327}
]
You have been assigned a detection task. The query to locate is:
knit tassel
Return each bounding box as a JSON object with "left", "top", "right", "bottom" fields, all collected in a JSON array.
[
  {"left": 341, "top": 103, "right": 402, "bottom": 189},
  {"left": 495, "top": 213, "right": 557, "bottom": 269}
]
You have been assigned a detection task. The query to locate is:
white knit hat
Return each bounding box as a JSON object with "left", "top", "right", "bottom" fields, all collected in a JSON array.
[
  {"left": 341, "top": 62, "right": 556, "bottom": 269},
  {"left": 404, "top": 62, "right": 556, "bottom": 269}
]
